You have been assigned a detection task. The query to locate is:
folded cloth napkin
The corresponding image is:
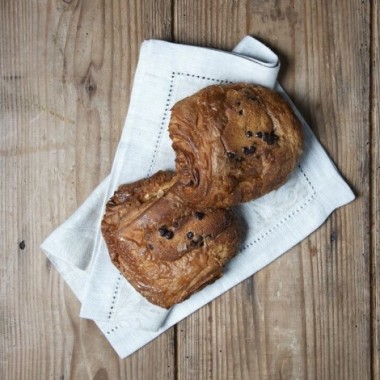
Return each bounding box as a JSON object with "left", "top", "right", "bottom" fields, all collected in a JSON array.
[{"left": 41, "top": 36, "right": 355, "bottom": 358}]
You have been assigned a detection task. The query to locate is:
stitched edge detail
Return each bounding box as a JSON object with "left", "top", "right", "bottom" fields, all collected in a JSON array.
[
  {"left": 146, "top": 73, "right": 175, "bottom": 176},
  {"left": 239, "top": 164, "right": 317, "bottom": 251},
  {"left": 106, "top": 325, "right": 120, "bottom": 335},
  {"left": 173, "top": 72, "right": 233, "bottom": 83},
  {"left": 107, "top": 274, "right": 122, "bottom": 320}
]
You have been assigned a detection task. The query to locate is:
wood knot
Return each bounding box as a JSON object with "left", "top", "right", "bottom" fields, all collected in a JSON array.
[
  {"left": 85, "top": 75, "right": 97, "bottom": 98},
  {"left": 93, "top": 368, "right": 108, "bottom": 380},
  {"left": 59, "top": 0, "right": 78, "bottom": 12}
]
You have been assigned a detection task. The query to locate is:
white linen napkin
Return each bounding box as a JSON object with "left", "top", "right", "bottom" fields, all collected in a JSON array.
[{"left": 41, "top": 36, "right": 355, "bottom": 358}]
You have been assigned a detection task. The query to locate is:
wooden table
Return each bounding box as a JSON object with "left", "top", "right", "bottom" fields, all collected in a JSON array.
[{"left": 1, "top": 1, "right": 378, "bottom": 379}]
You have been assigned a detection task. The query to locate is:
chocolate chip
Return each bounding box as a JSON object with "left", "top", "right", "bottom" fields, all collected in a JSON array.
[
  {"left": 227, "top": 151, "right": 236, "bottom": 159},
  {"left": 262, "top": 132, "right": 279, "bottom": 145},
  {"left": 243, "top": 146, "right": 256, "bottom": 155},
  {"left": 165, "top": 230, "right": 174, "bottom": 239},
  {"left": 238, "top": 109, "right": 244, "bottom": 116},
  {"left": 158, "top": 226, "right": 168, "bottom": 236},
  {"left": 245, "top": 130, "right": 253, "bottom": 138},
  {"left": 195, "top": 211, "right": 205, "bottom": 220},
  {"left": 187, "top": 231, "right": 194, "bottom": 239},
  {"left": 256, "top": 131, "right": 278, "bottom": 145},
  {"left": 190, "top": 240, "right": 197, "bottom": 246}
]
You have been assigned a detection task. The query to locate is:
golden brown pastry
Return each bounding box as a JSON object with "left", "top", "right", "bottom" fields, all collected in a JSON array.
[
  {"left": 101, "top": 171, "right": 242, "bottom": 309},
  {"left": 169, "top": 83, "right": 303, "bottom": 209}
]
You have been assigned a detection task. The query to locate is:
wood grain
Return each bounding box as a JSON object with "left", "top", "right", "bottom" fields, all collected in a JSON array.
[
  {"left": 0, "top": 0, "right": 376, "bottom": 379},
  {"left": 173, "top": 0, "right": 248, "bottom": 50},
  {"left": 296, "top": 1, "right": 371, "bottom": 378},
  {"left": 1, "top": 0, "right": 174, "bottom": 379},
  {"left": 371, "top": 0, "right": 380, "bottom": 378}
]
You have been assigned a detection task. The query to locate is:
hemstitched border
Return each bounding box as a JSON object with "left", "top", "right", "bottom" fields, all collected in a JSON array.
[
  {"left": 107, "top": 274, "right": 122, "bottom": 320},
  {"left": 106, "top": 324, "right": 120, "bottom": 335},
  {"left": 239, "top": 164, "right": 317, "bottom": 251}
]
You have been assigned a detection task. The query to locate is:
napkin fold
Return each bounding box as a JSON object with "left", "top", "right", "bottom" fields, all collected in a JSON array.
[{"left": 41, "top": 36, "right": 355, "bottom": 358}]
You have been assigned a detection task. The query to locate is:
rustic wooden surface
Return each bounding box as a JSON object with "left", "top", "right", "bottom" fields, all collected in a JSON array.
[{"left": 0, "top": 0, "right": 378, "bottom": 379}]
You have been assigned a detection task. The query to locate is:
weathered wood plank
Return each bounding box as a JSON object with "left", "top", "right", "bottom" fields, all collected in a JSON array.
[
  {"left": 0, "top": 0, "right": 174, "bottom": 379},
  {"left": 173, "top": 0, "right": 247, "bottom": 50},
  {"left": 297, "top": 2, "right": 371, "bottom": 379},
  {"left": 173, "top": 1, "right": 372, "bottom": 379},
  {"left": 371, "top": 0, "right": 380, "bottom": 378}
]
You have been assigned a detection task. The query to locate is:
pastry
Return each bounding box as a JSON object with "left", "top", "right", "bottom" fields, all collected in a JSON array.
[
  {"left": 102, "top": 83, "right": 303, "bottom": 308},
  {"left": 101, "top": 171, "right": 242, "bottom": 309},
  {"left": 169, "top": 83, "right": 303, "bottom": 209}
]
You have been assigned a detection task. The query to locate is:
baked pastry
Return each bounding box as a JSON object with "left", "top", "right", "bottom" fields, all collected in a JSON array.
[
  {"left": 101, "top": 171, "right": 242, "bottom": 309},
  {"left": 169, "top": 83, "right": 303, "bottom": 209},
  {"left": 102, "top": 83, "right": 303, "bottom": 308}
]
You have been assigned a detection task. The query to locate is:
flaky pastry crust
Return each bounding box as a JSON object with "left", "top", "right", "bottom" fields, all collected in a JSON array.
[
  {"left": 169, "top": 83, "right": 303, "bottom": 209},
  {"left": 101, "top": 171, "right": 241, "bottom": 308}
]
